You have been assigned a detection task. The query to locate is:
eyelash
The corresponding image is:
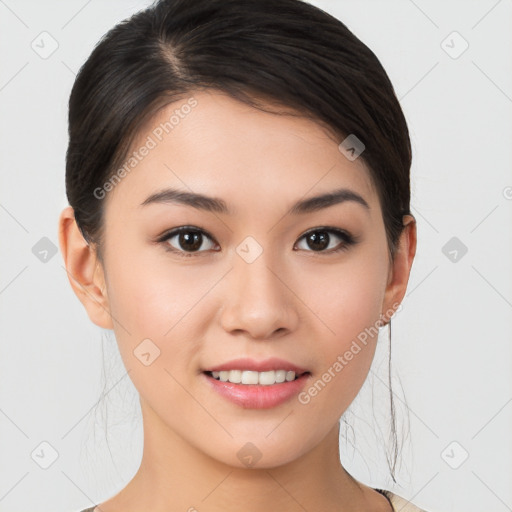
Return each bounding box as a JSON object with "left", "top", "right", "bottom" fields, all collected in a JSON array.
[{"left": 156, "top": 225, "right": 358, "bottom": 258}]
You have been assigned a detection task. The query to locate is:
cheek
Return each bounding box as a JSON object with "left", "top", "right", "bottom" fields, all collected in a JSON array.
[
  {"left": 294, "top": 249, "right": 388, "bottom": 412},
  {"left": 296, "top": 250, "right": 387, "bottom": 345},
  {"left": 103, "top": 261, "right": 201, "bottom": 408},
  {"left": 105, "top": 241, "right": 193, "bottom": 333},
  {"left": 103, "top": 245, "right": 219, "bottom": 376}
]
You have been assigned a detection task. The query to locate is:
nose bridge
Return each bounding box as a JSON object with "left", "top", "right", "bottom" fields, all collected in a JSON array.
[
  {"left": 236, "top": 244, "right": 279, "bottom": 300},
  {"left": 219, "top": 237, "right": 297, "bottom": 338}
]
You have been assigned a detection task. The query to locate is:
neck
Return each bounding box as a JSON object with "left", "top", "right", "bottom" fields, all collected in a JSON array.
[{"left": 111, "top": 399, "right": 377, "bottom": 512}]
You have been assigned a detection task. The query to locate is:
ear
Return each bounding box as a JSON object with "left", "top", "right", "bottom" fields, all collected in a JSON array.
[
  {"left": 381, "top": 214, "right": 417, "bottom": 322},
  {"left": 58, "top": 206, "right": 114, "bottom": 329}
]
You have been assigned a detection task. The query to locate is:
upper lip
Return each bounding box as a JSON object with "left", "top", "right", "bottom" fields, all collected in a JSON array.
[{"left": 204, "top": 357, "right": 309, "bottom": 375}]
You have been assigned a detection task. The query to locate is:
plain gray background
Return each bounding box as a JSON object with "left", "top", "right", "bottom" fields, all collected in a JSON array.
[{"left": 0, "top": 1, "right": 511, "bottom": 511}]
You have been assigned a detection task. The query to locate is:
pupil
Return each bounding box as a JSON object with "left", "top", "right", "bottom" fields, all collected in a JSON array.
[
  {"left": 308, "top": 231, "right": 329, "bottom": 251},
  {"left": 180, "top": 231, "right": 201, "bottom": 251}
]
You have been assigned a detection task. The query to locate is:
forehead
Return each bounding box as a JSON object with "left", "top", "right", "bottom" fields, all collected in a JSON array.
[{"left": 104, "top": 89, "right": 378, "bottom": 216}]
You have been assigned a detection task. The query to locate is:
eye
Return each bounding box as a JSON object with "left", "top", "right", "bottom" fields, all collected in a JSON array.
[
  {"left": 157, "top": 225, "right": 357, "bottom": 258},
  {"left": 158, "top": 226, "right": 218, "bottom": 257},
  {"left": 294, "top": 227, "right": 357, "bottom": 254}
]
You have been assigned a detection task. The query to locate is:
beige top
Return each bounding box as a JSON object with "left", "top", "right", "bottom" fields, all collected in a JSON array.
[{"left": 79, "top": 489, "right": 428, "bottom": 511}]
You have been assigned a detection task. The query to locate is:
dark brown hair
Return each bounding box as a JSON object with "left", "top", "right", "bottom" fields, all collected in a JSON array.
[{"left": 65, "top": 0, "right": 412, "bottom": 481}]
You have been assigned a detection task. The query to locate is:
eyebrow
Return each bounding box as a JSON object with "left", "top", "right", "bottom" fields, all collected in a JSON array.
[{"left": 139, "top": 187, "right": 370, "bottom": 215}]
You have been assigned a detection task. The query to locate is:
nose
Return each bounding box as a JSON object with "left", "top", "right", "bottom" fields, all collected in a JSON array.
[{"left": 219, "top": 247, "right": 299, "bottom": 340}]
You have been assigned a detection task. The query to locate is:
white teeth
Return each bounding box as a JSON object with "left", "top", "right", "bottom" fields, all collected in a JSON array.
[
  {"left": 275, "top": 370, "right": 286, "bottom": 383},
  {"left": 258, "top": 371, "right": 275, "bottom": 385},
  {"left": 241, "top": 370, "right": 260, "bottom": 385},
  {"left": 227, "top": 369, "right": 242, "bottom": 383},
  {"left": 209, "top": 369, "right": 301, "bottom": 385}
]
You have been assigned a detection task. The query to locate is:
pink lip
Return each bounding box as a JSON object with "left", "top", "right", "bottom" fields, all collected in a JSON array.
[
  {"left": 202, "top": 372, "right": 311, "bottom": 409},
  {"left": 203, "top": 357, "right": 308, "bottom": 374}
]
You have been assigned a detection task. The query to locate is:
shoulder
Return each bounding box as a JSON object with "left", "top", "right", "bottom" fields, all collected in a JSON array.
[{"left": 375, "top": 488, "right": 429, "bottom": 512}]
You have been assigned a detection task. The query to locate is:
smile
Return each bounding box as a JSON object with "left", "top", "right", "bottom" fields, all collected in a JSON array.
[
  {"left": 205, "top": 369, "right": 306, "bottom": 385},
  {"left": 202, "top": 371, "right": 311, "bottom": 409}
]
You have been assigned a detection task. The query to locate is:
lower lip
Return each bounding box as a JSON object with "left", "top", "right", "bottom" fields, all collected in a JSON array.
[{"left": 202, "top": 372, "right": 310, "bottom": 409}]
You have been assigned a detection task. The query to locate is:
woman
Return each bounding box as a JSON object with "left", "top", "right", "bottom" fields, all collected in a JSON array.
[{"left": 59, "top": 0, "right": 424, "bottom": 510}]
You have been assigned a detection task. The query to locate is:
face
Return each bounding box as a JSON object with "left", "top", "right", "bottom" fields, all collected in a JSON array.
[{"left": 79, "top": 90, "right": 405, "bottom": 468}]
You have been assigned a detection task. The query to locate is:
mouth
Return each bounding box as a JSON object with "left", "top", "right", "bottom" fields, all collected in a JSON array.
[{"left": 201, "top": 369, "right": 312, "bottom": 409}]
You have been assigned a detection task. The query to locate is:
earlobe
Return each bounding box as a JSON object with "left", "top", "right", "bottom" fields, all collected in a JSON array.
[
  {"left": 58, "top": 206, "right": 114, "bottom": 330},
  {"left": 382, "top": 215, "right": 417, "bottom": 320}
]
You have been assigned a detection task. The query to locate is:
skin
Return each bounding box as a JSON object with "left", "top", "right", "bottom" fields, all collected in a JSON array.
[{"left": 59, "top": 90, "right": 416, "bottom": 512}]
